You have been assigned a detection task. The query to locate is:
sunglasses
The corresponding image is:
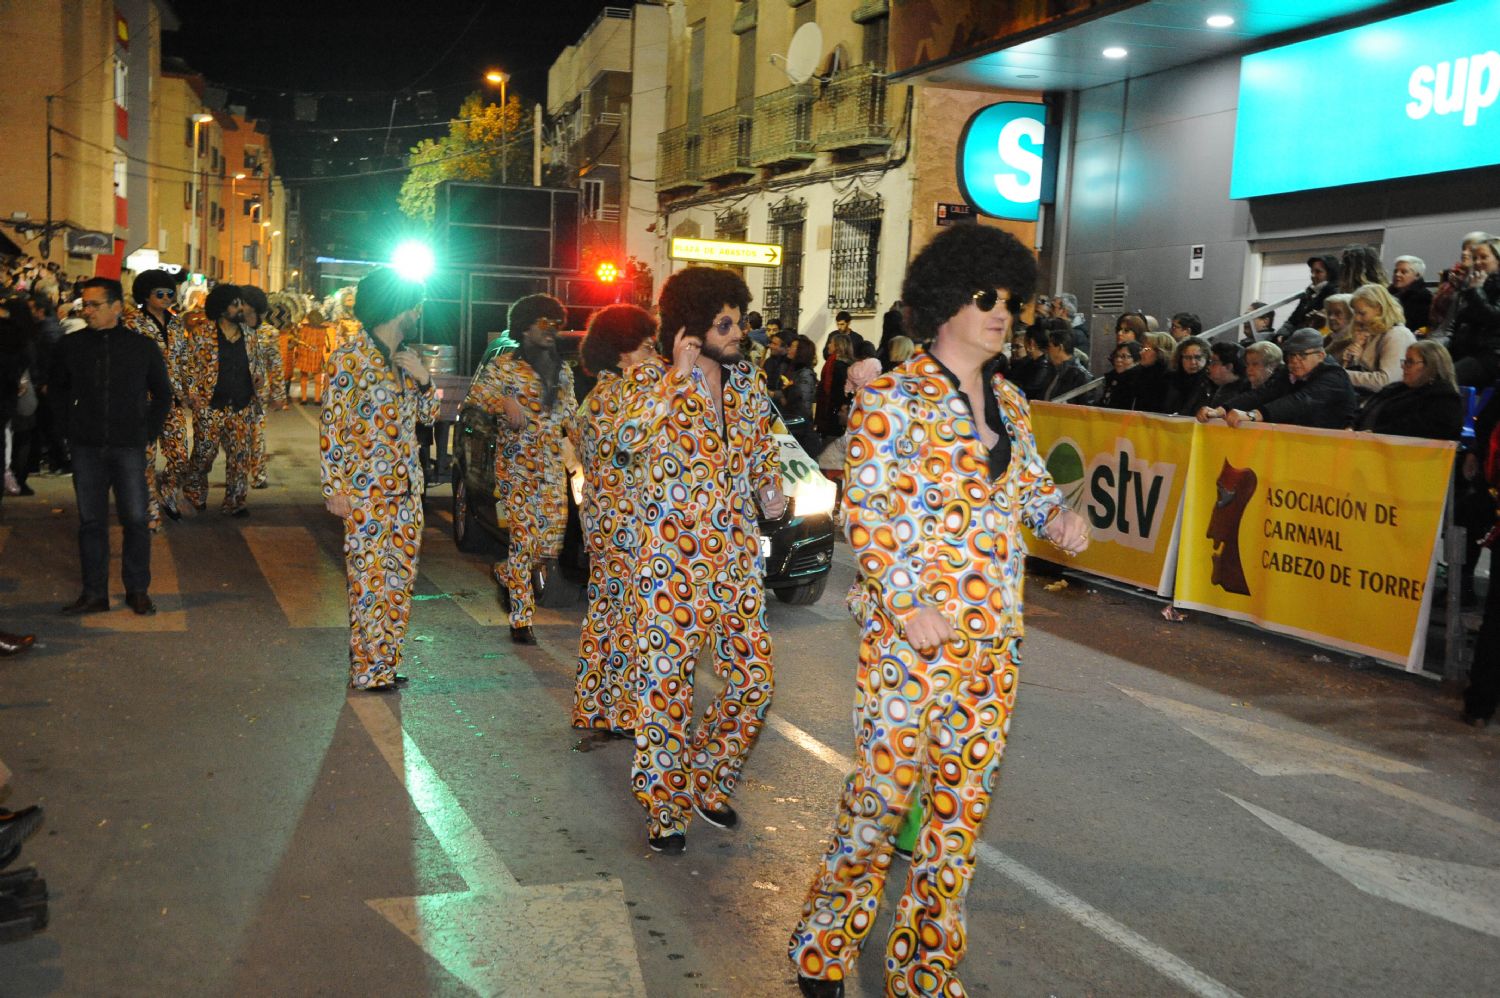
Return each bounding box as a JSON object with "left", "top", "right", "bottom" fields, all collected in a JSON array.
[
  {"left": 533, "top": 317, "right": 561, "bottom": 331},
  {"left": 971, "top": 289, "right": 1023, "bottom": 316},
  {"left": 150, "top": 289, "right": 175, "bottom": 299},
  {"left": 710, "top": 316, "right": 743, "bottom": 336}
]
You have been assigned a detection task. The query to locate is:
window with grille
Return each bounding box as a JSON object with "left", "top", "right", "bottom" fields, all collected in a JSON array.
[
  {"left": 581, "top": 178, "right": 605, "bottom": 219},
  {"left": 716, "top": 208, "right": 747, "bottom": 243},
  {"left": 764, "top": 196, "right": 806, "bottom": 333},
  {"left": 829, "top": 190, "right": 881, "bottom": 313}
]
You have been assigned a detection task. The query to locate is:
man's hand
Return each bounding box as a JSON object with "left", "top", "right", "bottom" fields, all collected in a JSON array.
[
  {"left": 392, "top": 348, "right": 431, "bottom": 387},
  {"left": 1224, "top": 408, "right": 1255, "bottom": 428},
  {"left": 758, "top": 483, "right": 787, "bottom": 519},
  {"left": 905, "top": 607, "right": 959, "bottom": 654},
  {"left": 498, "top": 397, "right": 525, "bottom": 430},
  {"left": 325, "top": 493, "right": 352, "bottom": 518},
  {"left": 1045, "top": 509, "right": 1091, "bottom": 556},
  {"left": 1196, "top": 406, "right": 1223, "bottom": 423},
  {"left": 672, "top": 333, "right": 702, "bottom": 377}
]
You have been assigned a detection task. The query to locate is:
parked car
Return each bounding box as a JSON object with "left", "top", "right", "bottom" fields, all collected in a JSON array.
[{"left": 450, "top": 342, "right": 837, "bottom": 605}]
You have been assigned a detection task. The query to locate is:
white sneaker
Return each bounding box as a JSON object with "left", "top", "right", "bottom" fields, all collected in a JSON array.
[{"left": 3, "top": 470, "right": 18, "bottom": 496}]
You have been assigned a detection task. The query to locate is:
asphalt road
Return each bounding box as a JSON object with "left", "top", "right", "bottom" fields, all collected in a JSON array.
[{"left": 1, "top": 406, "right": 1497, "bottom": 997}]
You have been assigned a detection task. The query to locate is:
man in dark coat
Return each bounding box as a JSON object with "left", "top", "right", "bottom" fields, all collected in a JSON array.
[
  {"left": 1041, "top": 327, "right": 1092, "bottom": 402},
  {"left": 1208, "top": 328, "right": 1358, "bottom": 430},
  {"left": 51, "top": 278, "right": 172, "bottom": 616}
]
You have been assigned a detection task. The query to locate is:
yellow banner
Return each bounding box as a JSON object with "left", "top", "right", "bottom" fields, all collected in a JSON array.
[
  {"left": 1173, "top": 422, "right": 1456, "bottom": 669},
  {"left": 1028, "top": 403, "right": 1195, "bottom": 594}
]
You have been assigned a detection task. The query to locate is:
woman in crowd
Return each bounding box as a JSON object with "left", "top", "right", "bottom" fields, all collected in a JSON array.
[
  {"left": 1279, "top": 255, "right": 1340, "bottom": 337},
  {"left": 776, "top": 335, "right": 822, "bottom": 456},
  {"left": 1353, "top": 340, "right": 1463, "bottom": 441},
  {"left": 1130, "top": 331, "right": 1175, "bottom": 412},
  {"left": 1097, "top": 340, "right": 1140, "bottom": 409},
  {"left": 1389, "top": 256, "right": 1433, "bottom": 334},
  {"left": 1429, "top": 231, "right": 1493, "bottom": 339},
  {"left": 1342, "top": 283, "right": 1416, "bottom": 394},
  {"left": 886, "top": 334, "right": 914, "bottom": 368},
  {"left": 1161, "top": 335, "right": 1213, "bottom": 415},
  {"left": 815, "top": 332, "right": 853, "bottom": 448},
  {"left": 1450, "top": 234, "right": 1500, "bottom": 387},
  {"left": 877, "top": 302, "right": 905, "bottom": 371},
  {"left": 1322, "top": 293, "right": 1356, "bottom": 357},
  {"left": 1204, "top": 341, "right": 1251, "bottom": 410},
  {"left": 569, "top": 304, "right": 659, "bottom": 738},
  {"left": 1115, "top": 312, "right": 1147, "bottom": 344},
  {"left": 1338, "top": 244, "right": 1388, "bottom": 293},
  {"left": 1245, "top": 341, "right": 1282, "bottom": 390},
  {"left": 845, "top": 339, "right": 882, "bottom": 399}
]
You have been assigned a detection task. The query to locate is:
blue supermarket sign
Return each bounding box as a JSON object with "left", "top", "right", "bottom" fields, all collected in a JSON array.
[
  {"left": 1231, "top": 0, "right": 1500, "bottom": 198},
  {"left": 957, "top": 102, "right": 1051, "bottom": 221}
]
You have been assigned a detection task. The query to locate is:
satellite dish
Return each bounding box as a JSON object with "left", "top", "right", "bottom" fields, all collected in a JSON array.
[{"left": 783, "top": 23, "right": 823, "bottom": 84}]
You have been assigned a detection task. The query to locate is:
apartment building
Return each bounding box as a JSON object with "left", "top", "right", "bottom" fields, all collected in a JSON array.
[
  {"left": 655, "top": 0, "right": 909, "bottom": 341},
  {"left": 545, "top": 4, "right": 669, "bottom": 285}
]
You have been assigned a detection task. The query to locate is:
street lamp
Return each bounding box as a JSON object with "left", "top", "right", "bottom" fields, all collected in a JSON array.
[{"left": 484, "top": 69, "right": 510, "bottom": 183}]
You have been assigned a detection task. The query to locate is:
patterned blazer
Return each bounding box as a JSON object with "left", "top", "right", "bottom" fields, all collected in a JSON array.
[
  {"left": 617, "top": 355, "right": 780, "bottom": 573},
  {"left": 320, "top": 332, "right": 439, "bottom": 499},
  {"left": 464, "top": 351, "right": 577, "bottom": 513},
  {"left": 123, "top": 308, "right": 190, "bottom": 403},
  {"left": 570, "top": 370, "right": 642, "bottom": 554},
  {"left": 845, "top": 352, "right": 1064, "bottom": 640},
  {"left": 180, "top": 311, "right": 273, "bottom": 411}
]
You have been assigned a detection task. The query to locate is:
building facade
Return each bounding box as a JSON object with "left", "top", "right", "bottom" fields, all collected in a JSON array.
[
  {"left": 655, "top": 0, "right": 912, "bottom": 344},
  {"left": 546, "top": 4, "right": 669, "bottom": 290}
]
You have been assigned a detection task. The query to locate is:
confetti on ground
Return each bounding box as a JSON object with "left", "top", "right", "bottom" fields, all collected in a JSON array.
[
  {"left": 1043, "top": 579, "right": 1068, "bottom": 592},
  {"left": 1160, "top": 606, "right": 1187, "bottom": 622},
  {"left": 752, "top": 881, "right": 781, "bottom": 892}
]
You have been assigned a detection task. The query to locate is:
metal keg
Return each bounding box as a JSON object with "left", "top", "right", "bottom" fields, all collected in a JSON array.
[{"left": 418, "top": 343, "right": 458, "bottom": 375}]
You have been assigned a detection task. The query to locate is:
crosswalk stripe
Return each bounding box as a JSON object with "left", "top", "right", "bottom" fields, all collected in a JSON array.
[
  {"left": 82, "top": 527, "right": 187, "bottom": 632},
  {"left": 242, "top": 525, "right": 349, "bottom": 628},
  {"left": 417, "top": 527, "right": 508, "bottom": 627}
]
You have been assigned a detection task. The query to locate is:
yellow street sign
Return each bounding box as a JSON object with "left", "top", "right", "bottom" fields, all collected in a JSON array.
[{"left": 670, "top": 237, "right": 783, "bottom": 268}]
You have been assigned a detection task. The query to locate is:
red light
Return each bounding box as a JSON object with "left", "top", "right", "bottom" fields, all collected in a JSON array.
[{"left": 595, "top": 261, "right": 619, "bottom": 283}]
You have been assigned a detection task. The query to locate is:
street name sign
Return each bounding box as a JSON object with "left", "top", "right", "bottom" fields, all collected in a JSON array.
[{"left": 670, "top": 237, "right": 783, "bottom": 267}]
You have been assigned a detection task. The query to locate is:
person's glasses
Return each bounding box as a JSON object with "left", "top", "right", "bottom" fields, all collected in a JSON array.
[
  {"left": 150, "top": 289, "right": 174, "bottom": 299},
  {"left": 534, "top": 317, "right": 561, "bottom": 331},
  {"left": 1208, "top": 357, "right": 1225, "bottom": 367},
  {"left": 711, "top": 316, "right": 741, "bottom": 335},
  {"left": 971, "top": 289, "right": 1023, "bottom": 316},
  {"left": 1400, "top": 358, "right": 1424, "bottom": 367}
]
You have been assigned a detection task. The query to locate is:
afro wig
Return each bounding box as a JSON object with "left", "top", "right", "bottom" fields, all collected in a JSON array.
[
  {"left": 353, "top": 267, "right": 425, "bottom": 330},
  {"left": 580, "top": 304, "right": 658, "bottom": 376},
  {"left": 204, "top": 283, "right": 243, "bottom": 322},
  {"left": 656, "top": 266, "right": 750, "bottom": 355},
  {"left": 901, "top": 226, "right": 1037, "bottom": 344},
  {"left": 130, "top": 269, "right": 178, "bottom": 307},
  {"left": 507, "top": 293, "right": 566, "bottom": 337}
]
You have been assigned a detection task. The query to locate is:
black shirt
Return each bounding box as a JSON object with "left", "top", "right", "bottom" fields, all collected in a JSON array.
[
  {"left": 210, "top": 327, "right": 254, "bottom": 410},
  {"left": 930, "top": 353, "right": 1012, "bottom": 480}
]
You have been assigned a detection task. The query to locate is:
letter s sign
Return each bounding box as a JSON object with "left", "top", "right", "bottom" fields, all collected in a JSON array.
[{"left": 957, "top": 102, "right": 1051, "bottom": 221}]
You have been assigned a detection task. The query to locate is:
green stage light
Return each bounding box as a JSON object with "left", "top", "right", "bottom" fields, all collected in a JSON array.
[{"left": 392, "top": 241, "right": 435, "bottom": 282}]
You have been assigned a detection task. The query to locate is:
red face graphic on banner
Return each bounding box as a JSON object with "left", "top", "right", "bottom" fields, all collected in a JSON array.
[{"left": 1207, "top": 460, "right": 1258, "bottom": 596}]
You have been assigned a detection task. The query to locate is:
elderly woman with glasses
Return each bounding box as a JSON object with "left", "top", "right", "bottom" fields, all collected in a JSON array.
[
  {"left": 1353, "top": 339, "right": 1463, "bottom": 440},
  {"left": 1342, "top": 283, "right": 1416, "bottom": 394}
]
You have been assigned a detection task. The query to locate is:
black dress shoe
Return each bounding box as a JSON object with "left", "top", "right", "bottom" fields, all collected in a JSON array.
[
  {"left": 15, "top": 484, "right": 34, "bottom": 496},
  {"left": 647, "top": 832, "right": 686, "bottom": 855},
  {"left": 510, "top": 625, "right": 537, "bottom": 645},
  {"left": 362, "top": 674, "right": 410, "bottom": 693},
  {"left": 692, "top": 800, "right": 739, "bottom": 830},
  {"left": 0, "top": 631, "right": 35, "bottom": 656},
  {"left": 60, "top": 595, "right": 109, "bottom": 615},
  {"left": 797, "top": 974, "right": 845, "bottom": 998},
  {"left": 125, "top": 592, "right": 157, "bottom": 616},
  {"left": 161, "top": 499, "right": 182, "bottom": 521}
]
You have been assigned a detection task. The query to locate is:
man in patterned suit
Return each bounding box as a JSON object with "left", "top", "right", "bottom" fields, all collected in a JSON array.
[
  {"left": 183, "top": 284, "right": 268, "bottom": 517},
  {"left": 238, "top": 286, "right": 288, "bottom": 489},
  {"left": 788, "top": 225, "right": 1090, "bottom": 998},
  {"left": 616, "top": 267, "right": 786, "bottom": 855},
  {"left": 463, "top": 294, "right": 576, "bottom": 646},
  {"left": 320, "top": 267, "right": 437, "bottom": 692},
  {"left": 123, "top": 270, "right": 191, "bottom": 528}
]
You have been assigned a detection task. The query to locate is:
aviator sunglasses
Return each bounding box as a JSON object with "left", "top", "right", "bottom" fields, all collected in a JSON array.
[{"left": 971, "top": 288, "right": 1024, "bottom": 316}]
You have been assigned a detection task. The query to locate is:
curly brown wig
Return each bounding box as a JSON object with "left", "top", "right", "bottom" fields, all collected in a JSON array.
[
  {"left": 580, "top": 303, "right": 658, "bottom": 376},
  {"left": 901, "top": 225, "right": 1036, "bottom": 344},
  {"left": 656, "top": 266, "right": 750, "bottom": 355}
]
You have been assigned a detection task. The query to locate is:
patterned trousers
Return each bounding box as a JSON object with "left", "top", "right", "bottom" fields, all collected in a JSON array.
[
  {"left": 789, "top": 613, "right": 1021, "bottom": 998},
  {"left": 250, "top": 407, "right": 269, "bottom": 486},
  {"left": 573, "top": 534, "right": 637, "bottom": 733},
  {"left": 631, "top": 555, "right": 773, "bottom": 838},
  {"left": 184, "top": 406, "right": 254, "bottom": 514},
  {"left": 499, "top": 475, "right": 565, "bottom": 628},
  {"left": 146, "top": 404, "right": 192, "bottom": 526},
  {"left": 343, "top": 492, "right": 424, "bottom": 689}
]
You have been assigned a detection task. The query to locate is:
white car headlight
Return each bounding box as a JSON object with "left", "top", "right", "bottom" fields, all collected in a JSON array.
[{"left": 791, "top": 475, "right": 838, "bottom": 517}]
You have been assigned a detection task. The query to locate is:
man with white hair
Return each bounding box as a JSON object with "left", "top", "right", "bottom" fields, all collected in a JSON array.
[
  {"left": 1054, "top": 292, "right": 1089, "bottom": 353},
  {"left": 1389, "top": 255, "right": 1432, "bottom": 333}
]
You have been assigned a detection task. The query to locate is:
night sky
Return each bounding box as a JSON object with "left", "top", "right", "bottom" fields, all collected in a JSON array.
[{"left": 163, "top": 0, "right": 612, "bottom": 261}]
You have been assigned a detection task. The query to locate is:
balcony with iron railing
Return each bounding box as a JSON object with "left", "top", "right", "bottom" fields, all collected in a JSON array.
[
  {"left": 657, "top": 125, "right": 705, "bottom": 195},
  {"left": 750, "top": 83, "right": 816, "bottom": 168},
  {"left": 815, "top": 63, "right": 892, "bottom": 153},
  {"left": 699, "top": 107, "right": 756, "bottom": 183}
]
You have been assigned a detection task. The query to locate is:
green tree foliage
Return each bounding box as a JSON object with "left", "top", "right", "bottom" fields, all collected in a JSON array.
[{"left": 397, "top": 93, "right": 531, "bottom": 222}]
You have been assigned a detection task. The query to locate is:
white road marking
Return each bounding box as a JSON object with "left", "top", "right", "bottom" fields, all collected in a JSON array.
[
  {"left": 1117, "top": 686, "right": 1500, "bottom": 836},
  {"left": 242, "top": 526, "right": 349, "bottom": 628},
  {"left": 766, "top": 714, "right": 1244, "bottom": 998},
  {"left": 349, "top": 695, "right": 647, "bottom": 996},
  {"left": 1228, "top": 795, "right": 1500, "bottom": 939}
]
